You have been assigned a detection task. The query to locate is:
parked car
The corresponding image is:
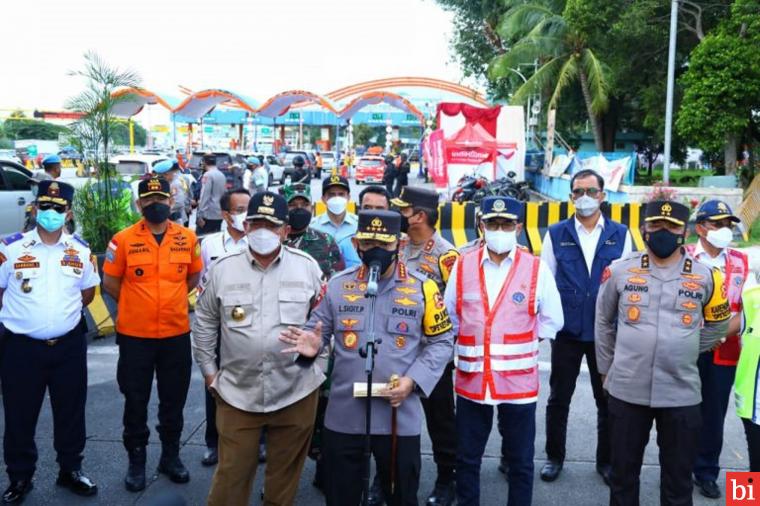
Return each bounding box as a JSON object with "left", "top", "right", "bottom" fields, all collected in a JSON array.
[
  {"left": 186, "top": 151, "right": 241, "bottom": 189},
  {"left": 354, "top": 155, "right": 385, "bottom": 184},
  {"left": 321, "top": 152, "right": 337, "bottom": 173},
  {"left": 0, "top": 161, "right": 36, "bottom": 237},
  {"left": 0, "top": 150, "right": 23, "bottom": 165},
  {"left": 112, "top": 154, "right": 170, "bottom": 177}
]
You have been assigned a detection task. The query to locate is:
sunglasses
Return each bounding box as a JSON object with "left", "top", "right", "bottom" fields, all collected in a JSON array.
[
  {"left": 571, "top": 188, "right": 601, "bottom": 198},
  {"left": 38, "top": 202, "right": 67, "bottom": 213}
]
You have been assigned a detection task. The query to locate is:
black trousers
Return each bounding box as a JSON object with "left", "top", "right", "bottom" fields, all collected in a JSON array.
[
  {"left": 116, "top": 333, "right": 192, "bottom": 451},
  {"left": 421, "top": 361, "right": 457, "bottom": 484},
  {"left": 693, "top": 351, "right": 736, "bottom": 482},
  {"left": 1, "top": 322, "right": 87, "bottom": 481},
  {"left": 197, "top": 219, "right": 222, "bottom": 235},
  {"left": 608, "top": 396, "right": 701, "bottom": 506},
  {"left": 545, "top": 338, "right": 609, "bottom": 465},
  {"left": 323, "top": 428, "right": 421, "bottom": 506},
  {"left": 742, "top": 418, "right": 760, "bottom": 472}
]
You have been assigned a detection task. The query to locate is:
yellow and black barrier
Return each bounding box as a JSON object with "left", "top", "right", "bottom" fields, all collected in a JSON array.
[{"left": 316, "top": 201, "right": 645, "bottom": 254}]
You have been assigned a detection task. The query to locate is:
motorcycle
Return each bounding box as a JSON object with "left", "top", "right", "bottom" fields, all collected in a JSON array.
[
  {"left": 452, "top": 174, "right": 489, "bottom": 203},
  {"left": 452, "top": 171, "right": 530, "bottom": 204}
]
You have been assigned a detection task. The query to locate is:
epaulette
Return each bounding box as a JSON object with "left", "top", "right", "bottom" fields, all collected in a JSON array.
[
  {"left": 73, "top": 234, "right": 89, "bottom": 248},
  {"left": 1, "top": 232, "right": 23, "bottom": 246}
]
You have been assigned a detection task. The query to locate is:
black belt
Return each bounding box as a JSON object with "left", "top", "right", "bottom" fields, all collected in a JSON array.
[{"left": 7, "top": 319, "right": 83, "bottom": 347}]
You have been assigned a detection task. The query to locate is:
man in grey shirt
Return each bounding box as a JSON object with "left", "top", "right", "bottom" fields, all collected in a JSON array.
[
  {"left": 595, "top": 200, "right": 730, "bottom": 506},
  {"left": 196, "top": 153, "right": 227, "bottom": 234}
]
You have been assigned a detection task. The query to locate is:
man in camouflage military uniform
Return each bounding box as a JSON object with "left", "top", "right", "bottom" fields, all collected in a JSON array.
[
  {"left": 280, "top": 183, "right": 345, "bottom": 279},
  {"left": 392, "top": 186, "right": 459, "bottom": 506},
  {"left": 280, "top": 210, "right": 455, "bottom": 506},
  {"left": 595, "top": 200, "right": 731, "bottom": 506}
]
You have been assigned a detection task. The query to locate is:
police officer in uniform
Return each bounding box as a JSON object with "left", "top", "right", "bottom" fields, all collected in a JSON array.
[
  {"left": 595, "top": 200, "right": 731, "bottom": 506},
  {"left": 0, "top": 181, "right": 99, "bottom": 503},
  {"left": 280, "top": 210, "right": 455, "bottom": 506},
  {"left": 687, "top": 199, "right": 749, "bottom": 498},
  {"left": 392, "top": 186, "right": 459, "bottom": 506}
]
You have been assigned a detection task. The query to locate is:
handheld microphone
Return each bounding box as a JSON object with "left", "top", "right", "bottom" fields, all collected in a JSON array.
[{"left": 366, "top": 262, "right": 380, "bottom": 297}]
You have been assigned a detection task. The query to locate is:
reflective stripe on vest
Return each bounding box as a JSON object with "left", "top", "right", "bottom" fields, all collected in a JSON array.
[
  {"left": 734, "top": 285, "right": 760, "bottom": 421},
  {"left": 454, "top": 246, "right": 540, "bottom": 401},
  {"left": 685, "top": 245, "right": 749, "bottom": 365}
]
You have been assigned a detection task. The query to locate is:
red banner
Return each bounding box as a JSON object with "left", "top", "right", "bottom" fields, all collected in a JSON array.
[
  {"left": 445, "top": 146, "right": 494, "bottom": 165},
  {"left": 427, "top": 129, "right": 447, "bottom": 188}
]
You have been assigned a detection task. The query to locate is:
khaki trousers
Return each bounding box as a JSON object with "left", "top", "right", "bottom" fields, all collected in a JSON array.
[{"left": 207, "top": 390, "right": 319, "bottom": 506}]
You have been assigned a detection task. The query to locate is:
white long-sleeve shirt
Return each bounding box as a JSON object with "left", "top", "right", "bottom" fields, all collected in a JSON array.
[{"left": 443, "top": 247, "right": 564, "bottom": 405}]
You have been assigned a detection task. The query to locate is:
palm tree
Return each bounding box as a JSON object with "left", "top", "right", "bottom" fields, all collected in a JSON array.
[
  {"left": 66, "top": 52, "right": 142, "bottom": 251},
  {"left": 489, "top": 0, "right": 610, "bottom": 151}
]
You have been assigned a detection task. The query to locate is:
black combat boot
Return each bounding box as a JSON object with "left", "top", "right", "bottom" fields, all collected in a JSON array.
[
  {"left": 157, "top": 443, "right": 190, "bottom": 484},
  {"left": 124, "top": 447, "right": 146, "bottom": 492}
]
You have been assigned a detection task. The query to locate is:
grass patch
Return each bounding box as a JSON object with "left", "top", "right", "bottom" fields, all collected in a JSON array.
[{"left": 636, "top": 168, "right": 714, "bottom": 187}]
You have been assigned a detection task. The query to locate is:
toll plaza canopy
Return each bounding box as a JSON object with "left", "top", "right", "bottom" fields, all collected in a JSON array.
[{"left": 109, "top": 78, "right": 488, "bottom": 125}]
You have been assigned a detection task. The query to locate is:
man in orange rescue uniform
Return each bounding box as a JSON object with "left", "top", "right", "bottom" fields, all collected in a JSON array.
[{"left": 103, "top": 176, "right": 203, "bottom": 493}]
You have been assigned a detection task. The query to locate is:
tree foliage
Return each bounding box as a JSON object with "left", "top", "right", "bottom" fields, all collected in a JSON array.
[
  {"left": 677, "top": 0, "right": 760, "bottom": 172},
  {"left": 110, "top": 121, "right": 147, "bottom": 147},
  {"left": 1, "top": 118, "right": 71, "bottom": 141}
]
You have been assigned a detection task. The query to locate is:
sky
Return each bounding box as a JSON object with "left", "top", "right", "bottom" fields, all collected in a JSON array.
[{"left": 1, "top": 0, "right": 467, "bottom": 111}]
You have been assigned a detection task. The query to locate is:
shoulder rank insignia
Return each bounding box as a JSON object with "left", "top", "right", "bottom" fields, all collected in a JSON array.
[
  {"left": 72, "top": 234, "right": 89, "bottom": 248},
  {"left": 640, "top": 254, "right": 650, "bottom": 270},
  {"left": 2, "top": 232, "right": 23, "bottom": 246},
  {"left": 683, "top": 258, "right": 693, "bottom": 274},
  {"left": 423, "top": 238, "right": 435, "bottom": 253}
]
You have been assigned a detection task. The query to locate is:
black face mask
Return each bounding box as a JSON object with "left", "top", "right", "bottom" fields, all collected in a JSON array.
[
  {"left": 142, "top": 202, "right": 171, "bottom": 224},
  {"left": 358, "top": 246, "right": 397, "bottom": 274},
  {"left": 644, "top": 229, "right": 684, "bottom": 259},
  {"left": 288, "top": 208, "right": 312, "bottom": 232}
]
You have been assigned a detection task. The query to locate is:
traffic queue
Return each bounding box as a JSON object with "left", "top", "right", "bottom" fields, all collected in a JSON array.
[{"left": 0, "top": 157, "right": 758, "bottom": 506}]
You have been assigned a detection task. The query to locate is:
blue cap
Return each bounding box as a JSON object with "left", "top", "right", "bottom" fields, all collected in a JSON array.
[
  {"left": 42, "top": 154, "right": 62, "bottom": 165},
  {"left": 153, "top": 159, "right": 177, "bottom": 174},
  {"left": 246, "top": 156, "right": 261, "bottom": 166},
  {"left": 695, "top": 199, "right": 740, "bottom": 223},
  {"left": 481, "top": 196, "right": 524, "bottom": 221}
]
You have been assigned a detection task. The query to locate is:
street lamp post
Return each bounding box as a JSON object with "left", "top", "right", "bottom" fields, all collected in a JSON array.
[{"left": 663, "top": 0, "right": 679, "bottom": 184}]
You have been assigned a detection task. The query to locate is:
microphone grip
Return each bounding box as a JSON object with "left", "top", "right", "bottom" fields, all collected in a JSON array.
[{"left": 366, "top": 263, "right": 380, "bottom": 296}]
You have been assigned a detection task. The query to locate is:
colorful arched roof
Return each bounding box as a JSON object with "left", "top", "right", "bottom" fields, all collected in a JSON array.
[
  {"left": 255, "top": 90, "right": 337, "bottom": 118},
  {"left": 172, "top": 89, "right": 256, "bottom": 121},
  {"left": 110, "top": 88, "right": 174, "bottom": 117},
  {"left": 109, "top": 78, "right": 488, "bottom": 121},
  {"left": 337, "top": 91, "right": 424, "bottom": 123}
]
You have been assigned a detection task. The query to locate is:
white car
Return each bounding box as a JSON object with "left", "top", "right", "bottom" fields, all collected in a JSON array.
[
  {"left": 0, "top": 161, "right": 36, "bottom": 238},
  {"left": 0, "top": 150, "right": 23, "bottom": 166}
]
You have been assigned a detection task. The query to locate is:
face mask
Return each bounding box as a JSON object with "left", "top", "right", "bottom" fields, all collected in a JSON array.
[
  {"left": 288, "top": 208, "right": 312, "bottom": 232},
  {"left": 142, "top": 202, "right": 171, "bottom": 224},
  {"left": 644, "top": 229, "right": 684, "bottom": 259},
  {"left": 230, "top": 212, "right": 246, "bottom": 232},
  {"left": 484, "top": 229, "right": 517, "bottom": 254},
  {"left": 705, "top": 227, "right": 732, "bottom": 250},
  {"left": 358, "top": 246, "right": 397, "bottom": 274},
  {"left": 326, "top": 196, "right": 348, "bottom": 215},
  {"left": 248, "top": 228, "right": 281, "bottom": 255},
  {"left": 37, "top": 209, "right": 66, "bottom": 232},
  {"left": 574, "top": 195, "right": 600, "bottom": 218}
]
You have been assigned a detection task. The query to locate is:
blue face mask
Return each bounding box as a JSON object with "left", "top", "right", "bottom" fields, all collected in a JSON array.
[{"left": 37, "top": 209, "right": 67, "bottom": 232}]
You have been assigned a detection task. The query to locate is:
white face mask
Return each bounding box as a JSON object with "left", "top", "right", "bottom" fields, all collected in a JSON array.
[
  {"left": 248, "top": 228, "right": 281, "bottom": 255},
  {"left": 574, "top": 195, "right": 601, "bottom": 217},
  {"left": 484, "top": 229, "right": 517, "bottom": 255},
  {"left": 230, "top": 212, "right": 247, "bottom": 232},
  {"left": 705, "top": 227, "right": 733, "bottom": 250},
  {"left": 326, "top": 196, "right": 348, "bottom": 215}
]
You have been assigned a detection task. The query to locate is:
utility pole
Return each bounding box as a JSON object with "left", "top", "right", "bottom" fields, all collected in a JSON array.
[{"left": 663, "top": 0, "right": 679, "bottom": 184}]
